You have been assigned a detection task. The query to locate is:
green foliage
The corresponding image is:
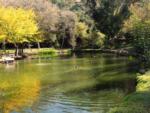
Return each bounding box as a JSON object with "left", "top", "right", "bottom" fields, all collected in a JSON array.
[
  {"left": 122, "top": 1, "right": 150, "bottom": 57},
  {"left": 75, "top": 21, "right": 106, "bottom": 48},
  {"left": 108, "top": 105, "right": 148, "bottom": 113},
  {"left": 38, "top": 48, "right": 58, "bottom": 56},
  {"left": 38, "top": 48, "right": 71, "bottom": 57},
  {"left": 87, "top": 0, "right": 134, "bottom": 37},
  {"left": 50, "top": 0, "right": 75, "bottom": 9},
  {"left": 91, "top": 31, "right": 105, "bottom": 48},
  {"left": 131, "top": 21, "right": 150, "bottom": 56},
  {"left": 109, "top": 71, "right": 150, "bottom": 113},
  {"left": 75, "top": 22, "right": 89, "bottom": 38},
  {"left": 0, "top": 0, "right": 149, "bottom": 54},
  {"left": 137, "top": 72, "right": 150, "bottom": 91}
]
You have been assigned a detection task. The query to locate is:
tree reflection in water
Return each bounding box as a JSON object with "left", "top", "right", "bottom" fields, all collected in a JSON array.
[
  {"left": 0, "top": 75, "right": 40, "bottom": 113},
  {"left": 0, "top": 53, "right": 139, "bottom": 113}
]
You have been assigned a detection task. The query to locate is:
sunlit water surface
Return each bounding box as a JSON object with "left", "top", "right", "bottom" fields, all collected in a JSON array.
[{"left": 0, "top": 53, "right": 137, "bottom": 113}]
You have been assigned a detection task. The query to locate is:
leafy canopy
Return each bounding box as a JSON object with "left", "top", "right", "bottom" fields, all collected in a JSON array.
[{"left": 0, "top": 6, "right": 39, "bottom": 44}]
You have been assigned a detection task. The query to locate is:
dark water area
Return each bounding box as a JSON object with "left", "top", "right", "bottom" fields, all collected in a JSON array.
[{"left": 0, "top": 53, "right": 138, "bottom": 113}]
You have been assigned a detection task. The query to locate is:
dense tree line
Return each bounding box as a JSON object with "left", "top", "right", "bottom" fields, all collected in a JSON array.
[
  {"left": 0, "top": 0, "right": 149, "bottom": 57},
  {"left": 0, "top": 0, "right": 77, "bottom": 49}
]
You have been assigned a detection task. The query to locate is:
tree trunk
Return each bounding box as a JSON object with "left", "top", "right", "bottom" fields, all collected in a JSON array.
[
  {"left": 61, "top": 37, "right": 65, "bottom": 49},
  {"left": 19, "top": 43, "right": 24, "bottom": 57},
  {"left": 2, "top": 40, "right": 6, "bottom": 55},
  {"left": 15, "top": 43, "right": 26, "bottom": 59},
  {"left": 15, "top": 45, "right": 19, "bottom": 57},
  {"left": 37, "top": 42, "right": 41, "bottom": 49},
  {"left": 19, "top": 48, "right": 23, "bottom": 56}
]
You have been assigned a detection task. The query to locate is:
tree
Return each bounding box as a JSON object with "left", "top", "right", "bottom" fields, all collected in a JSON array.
[
  {"left": 75, "top": 22, "right": 105, "bottom": 48},
  {"left": 75, "top": 22, "right": 89, "bottom": 48},
  {"left": 85, "top": 0, "right": 138, "bottom": 47},
  {"left": 0, "top": 0, "right": 78, "bottom": 49},
  {"left": 91, "top": 31, "right": 105, "bottom": 48},
  {"left": 132, "top": 21, "right": 150, "bottom": 57},
  {"left": 122, "top": 1, "right": 150, "bottom": 57},
  {"left": 75, "top": 22, "right": 89, "bottom": 39},
  {"left": 0, "top": 7, "right": 39, "bottom": 56},
  {"left": 122, "top": 0, "right": 150, "bottom": 33},
  {"left": 0, "top": 0, "right": 60, "bottom": 45},
  {"left": 57, "top": 11, "right": 77, "bottom": 49}
]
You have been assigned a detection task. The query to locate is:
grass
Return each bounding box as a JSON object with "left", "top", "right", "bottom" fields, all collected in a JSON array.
[
  {"left": 38, "top": 48, "right": 71, "bottom": 56},
  {"left": 108, "top": 105, "right": 149, "bottom": 113},
  {"left": 0, "top": 48, "right": 72, "bottom": 57},
  {"left": 108, "top": 72, "right": 150, "bottom": 113}
]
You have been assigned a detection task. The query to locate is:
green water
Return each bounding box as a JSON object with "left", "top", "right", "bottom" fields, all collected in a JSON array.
[{"left": 0, "top": 53, "right": 137, "bottom": 113}]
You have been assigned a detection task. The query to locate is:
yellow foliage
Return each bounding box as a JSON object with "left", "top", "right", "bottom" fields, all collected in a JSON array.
[
  {"left": 96, "top": 32, "right": 105, "bottom": 39},
  {"left": 75, "top": 22, "right": 89, "bottom": 38},
  {"left": 0, "top": 76, "right": 40, "bottom": 113},
  {"left": 122, "top": 2, "right": 150, "bottom": 32},
  {"left": 0, "top": 6, "right": 39, "bottom": 44},
  {"left": 137, "top": 72, "right": 150, "bottom": 91},
  {"left": 92, "top": 31, "right": 105, "bottom": 47}
]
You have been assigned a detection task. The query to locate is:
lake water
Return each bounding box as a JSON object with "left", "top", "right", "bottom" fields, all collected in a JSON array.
[{"left": 0, "top": 53, "right": 138, "bottom": 113}]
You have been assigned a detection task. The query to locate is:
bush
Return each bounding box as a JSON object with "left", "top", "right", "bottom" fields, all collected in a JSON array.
[
  {"left": 91, "top": 31, "right": 105, "bottom": 48},
  {"left": 132, "top": 21, "right": 150, "bottom": 57}
]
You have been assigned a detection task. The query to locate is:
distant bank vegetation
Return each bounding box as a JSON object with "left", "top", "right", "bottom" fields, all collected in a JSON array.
[{"left": 0, "top": 0, "right": 149, "bottom": 58}]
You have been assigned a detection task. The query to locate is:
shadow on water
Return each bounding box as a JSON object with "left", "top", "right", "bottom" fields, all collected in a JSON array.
[
  {"left": 60, "top": 53, "right": 138, "bottom": 94},
  {"left": 0, "top": 53, "right": 140, "bottom": 113}
]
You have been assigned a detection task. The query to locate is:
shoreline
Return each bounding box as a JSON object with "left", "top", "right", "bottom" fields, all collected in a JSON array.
[
  {"left": 0, "top": 48, "right": 136, "bottom": 61},
  {"left": 73, "top": 48, "right": 136, "bottom": 56}
]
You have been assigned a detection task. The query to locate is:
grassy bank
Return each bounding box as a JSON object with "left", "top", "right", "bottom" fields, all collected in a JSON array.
[
  {"left": 0, "top": 48, "right": 72, "bottom": 57},
  {"left": 0, "top": 48, "right": 133, "bottom": 56},
  {"left": 108, "top": 72, "right": 150, "bottom": 113}
]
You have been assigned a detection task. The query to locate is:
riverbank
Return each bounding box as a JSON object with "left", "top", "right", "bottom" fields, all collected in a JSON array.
[
  {"left": 108, "top": 72, "right": 150, "bottom": 113},
  {"left": 0, "top": 48, "right": 137, "bottom": 61},
  {"left": 73, "top": 48, "right": 135, "bottom": 56},
  {"left": 0, "top": 48, "right": 133, "bottom": 57},
  {"left": 0, "top": 48, "right": 72, "bottom": 59}
]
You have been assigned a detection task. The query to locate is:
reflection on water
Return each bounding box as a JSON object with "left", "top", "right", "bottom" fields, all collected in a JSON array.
[{"left": 0, "top": 53, "right": 137, "bottom": 113}]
